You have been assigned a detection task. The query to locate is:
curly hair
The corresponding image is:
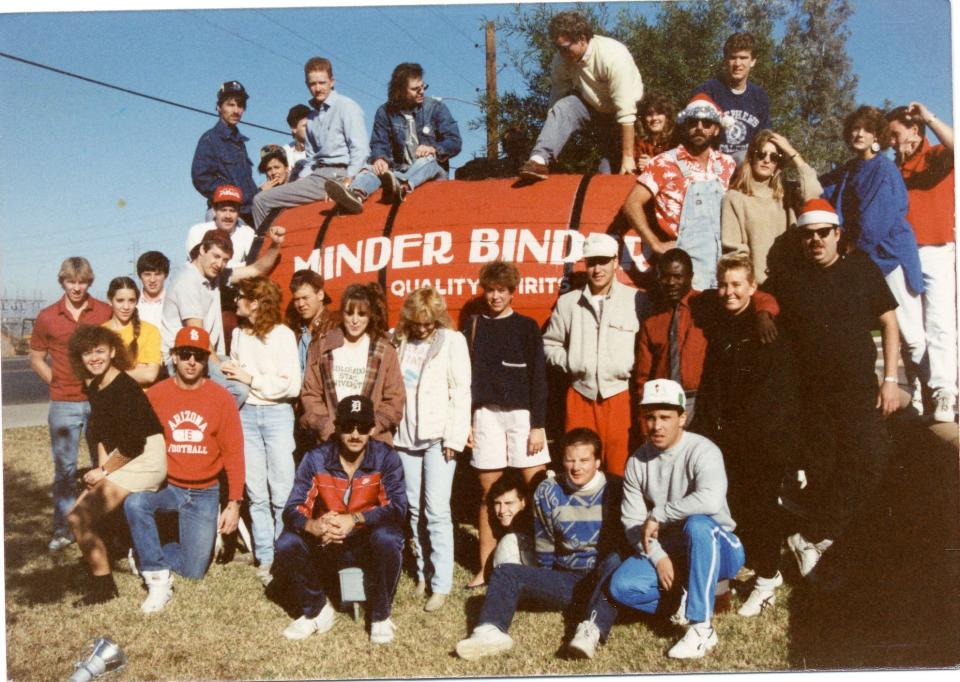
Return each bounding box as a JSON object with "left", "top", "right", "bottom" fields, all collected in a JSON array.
[
  {"left": 637, "top": 91, "right": 677, "bottom": 148},
  {"left": 723, "top": 32, "right": 756, "bottom": 58},
  {"left": 340, "top": 282, "right": 388, "bottom": 340},
  {"left": 107, "top": 276, "right": 143, "bottom": 361},
  {"left": 68, "top": 325, "right": 131, "bottom": 381},
  {"left": 729, "top": 129, "right": 785, "bottom": 200},
  {"left": 236, "top": 276, "right": 283, "bottom": 339},
  {"left": 478, "top": 261, "right": 521, "bottom": 292},
  {"left": 548, "top": 10, "right": 593, "bottom": 42},
  {"left": 843, "top": 105, "right": 890, "bottom": 152},
  {"left": 395, "top": 286, "right": 453, "bottom": 341},
  {"left": 716, "top": 252, "right": 756, "bottom": 285},
  {"left": 387, "top": 62, "right": 424, "bottom": 112}
]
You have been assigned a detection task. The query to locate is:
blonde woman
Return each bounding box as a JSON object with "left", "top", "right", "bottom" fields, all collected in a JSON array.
[
  {"left": 721, "top": 130, "right": 822, "bottom": 282},
  {"left": 394, "top": 287, "right": 471, "bottom": 612},
  {"left": 221, "top": 276, "right": 301, "bottom": 584}
]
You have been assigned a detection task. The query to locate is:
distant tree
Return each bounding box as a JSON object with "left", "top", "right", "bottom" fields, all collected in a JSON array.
[{"left": 477, "top": 0, "right": 857, "bottom": 174}]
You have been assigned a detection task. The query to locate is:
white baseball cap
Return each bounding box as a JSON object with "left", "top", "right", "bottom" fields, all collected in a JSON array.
[
  {"left": 640, "top": 378, "right": 686, "bottom": 410},
  {"left": 582, "top": 233, "right": 618, "bottom": 259}
]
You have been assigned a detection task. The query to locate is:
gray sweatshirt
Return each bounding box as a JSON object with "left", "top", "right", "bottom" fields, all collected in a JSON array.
[{"left": 622, "top": 430, "right": 735, "bottom": 566}]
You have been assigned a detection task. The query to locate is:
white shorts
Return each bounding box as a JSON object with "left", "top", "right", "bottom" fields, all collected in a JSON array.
[{"left": 470, "top": 406, "right": 551, "bottom": 471}]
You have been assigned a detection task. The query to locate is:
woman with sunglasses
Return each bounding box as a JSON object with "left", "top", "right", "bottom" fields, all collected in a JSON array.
[
  {"left": 66, "top": 325, "right": 166, "bottom": 605},
  {"left": 221, "top": 276, "right": 301, "bottom": 584},
  {"left": 821, "top": 105, "right": 926, "bottom": 412},
  {"left": 721, "top": 130, "right": 822, "bottom": 283},
  {"left": 103, "top": 276, "right": 161, "bottom": 387},
  {"left": 300, "top": 282, "right": 404, "bottom": 446},
  {"left": 393, "top": 287, "right": 471, "bottom": 612}
]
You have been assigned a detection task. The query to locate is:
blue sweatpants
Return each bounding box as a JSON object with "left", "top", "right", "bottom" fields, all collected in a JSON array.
[{"left": 608, "top": 515, "right": 744, "bottom": 623}]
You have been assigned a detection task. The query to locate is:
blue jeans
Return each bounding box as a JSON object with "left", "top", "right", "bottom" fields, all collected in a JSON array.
[
  {"left": 275, "top": 524, "right": 404, "bottom": 622},
  {"left": 350, "top": 156, "right": 448, "bottom": 198},
  {"left": 530, "top": 94, "right": 621, "bottom": 173},
  {"left": 48, "top": 400, "right": 93, "bottom": 539},
  {"left": 398, "top": 441, "right": 456, "bottom": 594},
  {"left": 165, "top": 355, "right": 249, "bottom": 408},
  {"left": 609, "top": 515, "right": 744, "bottom": 624},
  {"left": 124, "top": 483, "right": 221, "bottom": 579},
  {"left": 241, "top": 402, "right": 296, "bottom": 567},
  {"left": 477, "top": 553, "right": 623, "bottom": 639}
]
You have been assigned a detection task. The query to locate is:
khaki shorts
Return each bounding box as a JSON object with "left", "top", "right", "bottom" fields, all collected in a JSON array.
[
  {"left": 470, "top": 406, "right": 550, "bottom": 470},
  {"left": 107, "top": 433, "right": 167, "bottom": 493}
]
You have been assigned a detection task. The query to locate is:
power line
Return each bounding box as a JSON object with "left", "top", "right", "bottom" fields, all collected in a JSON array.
[
  {"left": 373, "top": 7, "right": 481, "bottom": 93},
  {"left": 0, "top": 51, "right": 288, "bottom": 136},
  {"left": 431, "top": 7, "right": 482, "bottom": 48}
]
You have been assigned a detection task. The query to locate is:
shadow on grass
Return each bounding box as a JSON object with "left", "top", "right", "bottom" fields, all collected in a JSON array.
[{"left": 786, "top": 412, "right": 960, "bottom": 669}]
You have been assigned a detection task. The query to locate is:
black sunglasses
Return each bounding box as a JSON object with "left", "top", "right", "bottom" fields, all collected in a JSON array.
[
  {"left": 802, "top": 227, "right": 836, "bottom": 240},
  {"left": 338, "top": 421, "right": 374, "bottom": 435},
  {"left": 753, "top": 150, "right": 783, "bottom": 164},
  {"left": 175, "top": 348, "right": 209, "bottom": 362}
]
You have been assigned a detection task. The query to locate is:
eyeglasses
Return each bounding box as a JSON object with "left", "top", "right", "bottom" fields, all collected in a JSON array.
[
  {"left": 175, "top": 348, "right": 209, "bottom": 362},
  {"left": 555, "top": 39, "right": 581, "bottom": 54},
  {"left": 686, "top": 118, "right": 717, "bottom": 129},
  {"left": 410, "top": 83, "right": 429, "bottom": 94},
  {"left": 801, "top": 227, "right": 836, "bottom": 240},
  {"left": 753, "top": 150, "right": 783, "bottom": 164},
  {"left": 234, "top": 293, "right": 247, "bottom": 302},
  {"left": 338, "top": 421, "right": 374, "bottom": 435}
]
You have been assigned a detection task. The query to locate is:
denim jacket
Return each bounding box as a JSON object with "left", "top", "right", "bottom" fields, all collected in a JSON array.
[
  {"left": 369, "top": 97, "right": 462, "bottom": 170},
  {"left": 191, "top": 119, "right": 257, "bottom": 214}
]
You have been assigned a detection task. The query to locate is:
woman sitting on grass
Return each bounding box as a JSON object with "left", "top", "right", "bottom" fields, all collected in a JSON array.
[
  {"left": 66, "top": 325, "right": 166, "bottom": 605},
  {"left": 102, "top": 276, "right": 161, "bottom": 387}
]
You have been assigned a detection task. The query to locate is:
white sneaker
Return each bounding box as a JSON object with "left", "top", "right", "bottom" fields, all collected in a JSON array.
[
  {"left": 933, "top": 390, "right": 957, "bottom": 423},
  {"left": 669, "top": 588, "right": 689, "bottom": 626},
  {"left": 127, "top": 548, "right": 140, "bottom": 577},
  {"left": 568, "top": 615, "right": 601, "bottom": 659},
  {"left": 47, "top": 536, "right": 73, "bottom": 552},
  {"left": 370, "top": 618, "right": 397, "bottom": 644},
  {"left": 667, "top": 624, "right": 718, "bottom": 659},
  {"left": 282, "top": 601, "right": 335, "bottom": 640},
  {"left": 455, "top": 624, "right": 514, "bottom": 660},
  {"left": 256, "top": 563, "right": 273, "bottom": 587},
  {"left": 787, "top": 533, "right": 832, "bottom": 577},
  {"left": 141, "top": 570, "right": 174, "bottom": 614},
  {"left": 737, "top": 572, "right": 783, "bottom": 617}
]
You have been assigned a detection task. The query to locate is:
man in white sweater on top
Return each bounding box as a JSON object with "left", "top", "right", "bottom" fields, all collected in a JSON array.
[
  {"left": 519, "top": 10, "right": 643, "bottom": 180},
  {"left": 606, "top": 378, "right": 744, "bottom": 659}
]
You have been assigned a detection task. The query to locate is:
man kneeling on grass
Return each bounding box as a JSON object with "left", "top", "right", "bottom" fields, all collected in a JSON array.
[
  {"left": 455, "top": 427, "right": 627, "bottom": 661},
  {"left": 276, "top": 395, "right": 407, "bottom": 644},
  {"left": 607, "top": 378, "right": 744, "bottom": 659}
]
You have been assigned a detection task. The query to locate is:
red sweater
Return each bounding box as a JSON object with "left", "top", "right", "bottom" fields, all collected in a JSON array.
[
  {"left": 147, "top": 377, "right": 245, "bottom": 500},
  {"left": 636, "top": 289, "right": 780, "bottom": 395},
  {"left": 900, "top": 139, "right": 955, "bottom": 246},
  {"left": 31, "top": 295, "right": 111, "bottom": 401}
]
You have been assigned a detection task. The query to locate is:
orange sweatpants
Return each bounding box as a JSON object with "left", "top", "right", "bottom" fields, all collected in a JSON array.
[{"left": 564, "top": 387, "right": 631, "bottom": 477}]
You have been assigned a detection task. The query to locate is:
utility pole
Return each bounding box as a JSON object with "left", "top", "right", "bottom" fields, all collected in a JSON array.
[{"left": 485, "top": 21, "right": 498, "bottom": 161}]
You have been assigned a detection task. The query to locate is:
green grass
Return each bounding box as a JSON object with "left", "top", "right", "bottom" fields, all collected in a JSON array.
[{"left": 4, "top": 422, "right": 957, "bottom": 680}]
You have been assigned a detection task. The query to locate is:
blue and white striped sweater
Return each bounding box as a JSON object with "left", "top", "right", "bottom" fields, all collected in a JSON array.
[{"left": 533, "top": 474, "right": 607, "bottom": 572}]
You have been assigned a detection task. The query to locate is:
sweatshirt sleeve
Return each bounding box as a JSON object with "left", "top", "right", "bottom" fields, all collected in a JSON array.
[
  {"left": 621, "top": 456, "right": 651, "bottom": 553},
  {"left": 527, "top": 318, "right": 548, "bottom": 429},
  {"left": 721, "top": 192, "right": 749, "bottom": 255},
  {"left": 217, "top": 390, "right": 246, "bottom": 501},
  {"left": 358, "top": 447, "right": 407, "bottom": 529},
  {"left": 752, "top": 289, "right": 780, "bottom": 317},
  {"left": 248, "top": 327, "right": 302, "bottom": 401},
  {"left": 649, "top": 439, "right": 727, "bottom": 525},
  {"left": 541, "top": 299, "right": 570, "bottom": 369},
  {"left": 532, "top": 479, "right": 557, "bottom": 569},
  {"left": 606, "top": 40, "right": 643, "bottom": 125}
]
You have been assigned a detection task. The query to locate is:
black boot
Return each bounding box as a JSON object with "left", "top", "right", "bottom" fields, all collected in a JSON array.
[{"left": 74, "top": 573, "right": 119, "bottom": 607}]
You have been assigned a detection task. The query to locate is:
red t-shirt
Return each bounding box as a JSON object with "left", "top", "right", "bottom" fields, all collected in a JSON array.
[
  {"left": 147, "top": 377, "right": 245, "bottom": 500},
  {"left": 899, "top": 138, "right": 956, "bottom": 245},
  {"left": 30, "top": 295, "right": 111, "bottom": 402},
  {"left": 637, "top": 145, "right": 736, "bottom": 238}
]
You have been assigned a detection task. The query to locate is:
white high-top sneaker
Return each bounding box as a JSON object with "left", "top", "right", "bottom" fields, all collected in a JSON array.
[{"left": 141, "top": 570, "right": 174, "bottom": 614}]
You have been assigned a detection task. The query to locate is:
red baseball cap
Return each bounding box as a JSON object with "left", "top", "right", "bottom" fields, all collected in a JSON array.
[
  {"left": 173, "top": 326, "right": 211, "bottom": 352},
  {"left": 212, "top": 184, "right": 243, "bottom": 206}
]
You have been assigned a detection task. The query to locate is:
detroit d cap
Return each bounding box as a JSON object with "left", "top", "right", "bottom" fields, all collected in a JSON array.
[
  {"left": 335, "top": 395, "right": 375, "bottom": 426},
  {"left": 173, "top": 326, "right": 211, "bottom": 352}
]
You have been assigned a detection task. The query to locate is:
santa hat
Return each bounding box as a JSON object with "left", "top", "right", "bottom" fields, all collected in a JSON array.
[
  {"left": 796, "top": 198, "right": 840, "bottom": 228},
  {"left": 677, "top": 93, "right": 731, "bottom": 128}
]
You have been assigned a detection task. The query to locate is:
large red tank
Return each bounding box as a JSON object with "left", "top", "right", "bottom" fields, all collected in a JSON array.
[{"left": 262, "top": 174, "right": 650, "bottom": 326}]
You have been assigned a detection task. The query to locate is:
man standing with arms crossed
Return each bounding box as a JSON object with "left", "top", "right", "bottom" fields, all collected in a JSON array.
[{"left": 31, "top": 257, "right": 112, "bottom": 551}]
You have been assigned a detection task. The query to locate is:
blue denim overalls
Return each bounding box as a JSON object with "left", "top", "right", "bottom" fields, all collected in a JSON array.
[{"left": 670, "top": 149, "right": 725, "bottom": 291}]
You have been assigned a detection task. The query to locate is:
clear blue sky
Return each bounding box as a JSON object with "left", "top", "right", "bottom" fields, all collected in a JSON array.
[{"left": 0, "top": 0, "right": 954, "bottom": 303}]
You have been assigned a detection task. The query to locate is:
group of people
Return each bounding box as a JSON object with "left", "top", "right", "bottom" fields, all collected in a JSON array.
[{"left": 26, "top": 8, "right": 956, "bottom": 664}]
